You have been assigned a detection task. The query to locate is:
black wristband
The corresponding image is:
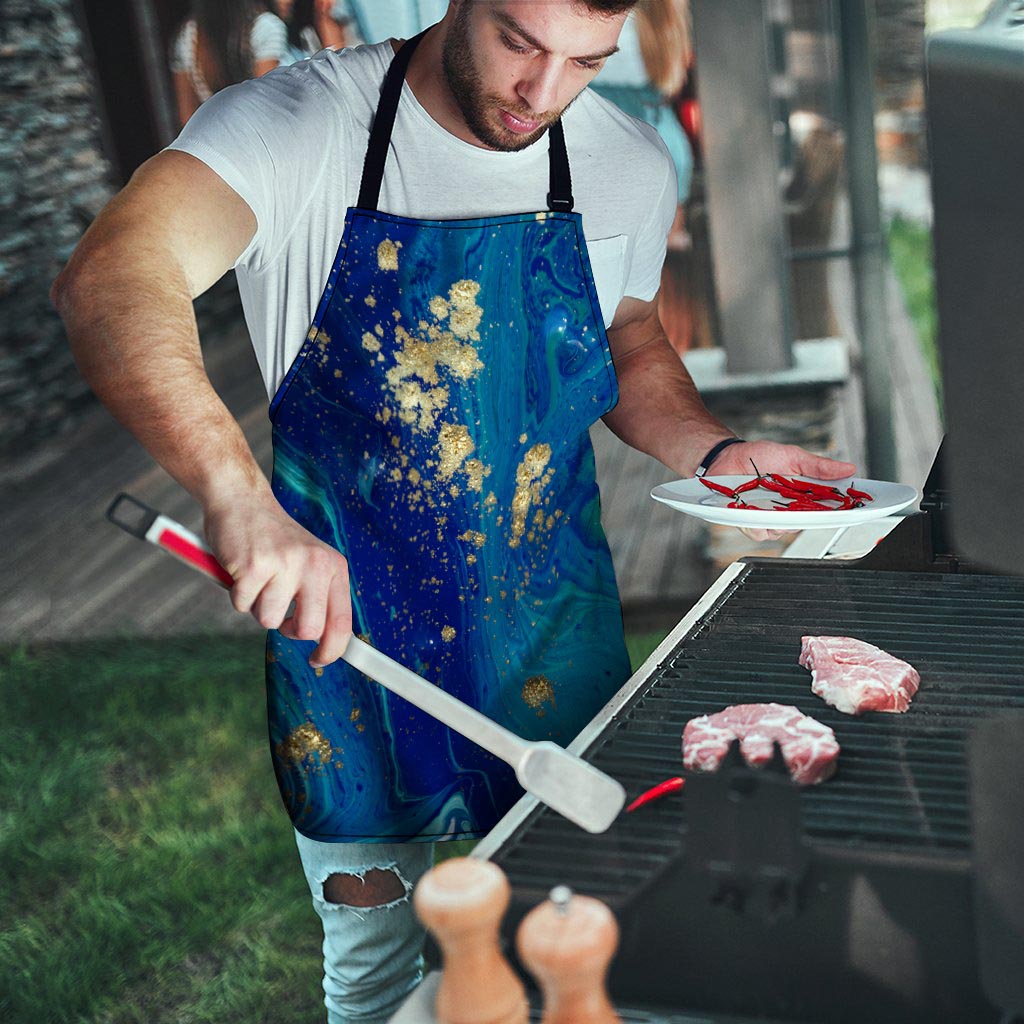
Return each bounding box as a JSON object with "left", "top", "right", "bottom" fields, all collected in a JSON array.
[{"left": 695, "top": 437, "right": 745, "bottom": 478}]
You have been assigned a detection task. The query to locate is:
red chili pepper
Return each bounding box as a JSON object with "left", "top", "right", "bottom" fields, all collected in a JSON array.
[
  {"left": 758, "top": 478, "right": 802, "bottom": 496},
  {"left": 768, "top": 473, "right": 816, "bottom": 494},
  {"left": 626, "top": 776, "right": 685, "bottom": 813},
  {"left": 734, "top": 478, "right": 762, "bottom": 494},
  {"left": 771, "top": 473, "right": 844, "bottom": 498},
  {"left": 777, "top": 498, "right": 835, "bottom": 511},
  {"left": 761, "top": 479, "right": 824, "bottom": 502},
  {"left": 847, "top": 486, "right": 873, "bottom": 501},
  {"left": 698, "top": 477, "right": 737, "bottom": 498}
]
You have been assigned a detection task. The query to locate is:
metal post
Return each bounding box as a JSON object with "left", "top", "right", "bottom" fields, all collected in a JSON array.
[
  {"left": 691, "top": 0, "right": 794, "bottom": 374},
  {"left": 837, "top": 1, "right": 898, "bottom": 480}
]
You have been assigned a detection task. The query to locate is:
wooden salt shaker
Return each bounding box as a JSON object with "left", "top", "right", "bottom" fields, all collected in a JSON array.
[
  {"left": 413, "top": 857, "right": 528, "bottom": 1024},
  {"left": 516, "top": 885, "right": 621, "bottom": 1024}
]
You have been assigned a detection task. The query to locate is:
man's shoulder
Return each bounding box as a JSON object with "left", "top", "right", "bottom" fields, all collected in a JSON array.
[
  {"left": 270, "top": 38, "right": 392, "bottom": 104},
  {"left": 184, "top": 38, "right": 392, "bottom": 143},
  {"left": 573, "top": 88, "right": 667, "bottom": 145},
  {"left": 567, "top": 89, "right": 675, "bottom": 188}
]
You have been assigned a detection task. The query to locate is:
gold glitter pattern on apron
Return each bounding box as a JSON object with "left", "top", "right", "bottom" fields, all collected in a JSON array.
[
  {"left": 510, "top": 443, "right": 554, "bottom": 548},
  {"left": 521, "top": 675, "right": 557, "bottom": 716},
  {"left": 377, "top": 238, "right": 401, "bottom": 270},
  {"left": 436, "top": 423, "right": 474, "bottom": 479},
  {"left": 276, "top": 722, "right": 336, "bottom": 769},
  {"left": 380, "top": 283, "right": 485, "bottom": 434}
]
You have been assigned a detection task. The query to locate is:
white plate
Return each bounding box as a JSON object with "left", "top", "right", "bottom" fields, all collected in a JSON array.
[{"left": 650, "top": 476, "right": 920, "bottom": 530}]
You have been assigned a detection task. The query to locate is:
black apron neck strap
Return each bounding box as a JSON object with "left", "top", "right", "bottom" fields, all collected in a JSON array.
[
  {"left": 357, "top": 30, "right": 575, "bottom": 215},
  {"left": 546, "top": 119, "right": 574, "bottom": 213},
  {"left": 357, "top": 30, "right": 428, "bottom": 211}
]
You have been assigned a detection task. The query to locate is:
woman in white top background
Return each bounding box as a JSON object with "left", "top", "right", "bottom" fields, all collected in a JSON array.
[{"left": 171, "top": 1, "right": 289, "bottom": 128}]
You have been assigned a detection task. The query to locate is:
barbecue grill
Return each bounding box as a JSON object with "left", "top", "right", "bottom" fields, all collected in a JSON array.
[
  {"left": 475, "top": 457, "right": 1024, "bottom": 1021},
  {"left": 466, "top": 9, "right": 1024, "bottom": 1021}
]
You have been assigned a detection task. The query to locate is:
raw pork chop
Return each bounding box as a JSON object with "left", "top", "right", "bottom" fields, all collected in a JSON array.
[
  {"left": 682, "top": 703, "right": 839, "bottom": 785},
  {"left": 799, "top": 636, "right": 920, "bottom": 716}
]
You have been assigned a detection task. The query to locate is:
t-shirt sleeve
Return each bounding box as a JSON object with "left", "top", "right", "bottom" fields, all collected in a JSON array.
[
  {"left": 251, "top": 12, "right": 288, "bottom": 63},
  {"left": 165, "top": 66, "right": 342, "bottom": 273},
  {"left": 623, "top": 132, "right": 678, "bottom": 302}
]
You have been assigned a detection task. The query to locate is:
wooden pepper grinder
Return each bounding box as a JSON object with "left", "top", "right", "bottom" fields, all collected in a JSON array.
[
  {"left": 516, "top": 885, "right": 621, "bottom": 1024},
  {"left": 413, "top": 857, "right": 528, "bottom": 1024}
]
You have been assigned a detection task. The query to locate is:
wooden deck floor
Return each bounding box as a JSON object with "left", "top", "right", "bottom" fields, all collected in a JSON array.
[{"left": 3, "top": 249, "right": 939, "bottom": 645}]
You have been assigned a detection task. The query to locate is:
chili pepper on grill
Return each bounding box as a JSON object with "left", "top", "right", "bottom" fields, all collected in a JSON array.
[
  {"left": 625, "top": 776, "right": 685, "bottom": 813},
  {"left": 698, "top": 477, "right": 738, "bottom": 498}
]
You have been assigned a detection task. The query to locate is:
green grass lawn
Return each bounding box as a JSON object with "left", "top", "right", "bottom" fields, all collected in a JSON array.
[
  {"left": 887, "top": 215, "right": 942, "bottom": 407},
  {"left": 1, "top": 630, "right": 665, "bottom": 1023}
]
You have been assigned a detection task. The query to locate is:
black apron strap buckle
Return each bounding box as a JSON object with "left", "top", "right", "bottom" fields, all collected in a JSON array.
[{"left": 546, "top": 191, "right": 575, "bottom": 213}]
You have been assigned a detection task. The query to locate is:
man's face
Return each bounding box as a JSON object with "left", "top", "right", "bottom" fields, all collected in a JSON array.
[{"left": 441, "top": 1, "right": 627, "bottom": 151}]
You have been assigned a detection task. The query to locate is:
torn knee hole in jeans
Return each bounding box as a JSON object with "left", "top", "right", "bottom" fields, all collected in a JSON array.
[{"left": 322, "top": 867, "right": 411, "bottom": 910}]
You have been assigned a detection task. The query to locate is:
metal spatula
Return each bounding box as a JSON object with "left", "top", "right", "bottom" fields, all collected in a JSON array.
[{"left": 107, "top": 493, "right": 626, "bottom": 834}]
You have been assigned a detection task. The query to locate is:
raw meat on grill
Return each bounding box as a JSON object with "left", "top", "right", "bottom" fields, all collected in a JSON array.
[
  {"left": 682, "top": 703, "right": 840, "bottom": 785},
  {"left": 799, "top": 635, "right": 920, "bottom": 716}
]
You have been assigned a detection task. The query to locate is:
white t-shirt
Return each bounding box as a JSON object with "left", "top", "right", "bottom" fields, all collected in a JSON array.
[{"left": 168, "top": 40, "right": 677, "bottom": 399}]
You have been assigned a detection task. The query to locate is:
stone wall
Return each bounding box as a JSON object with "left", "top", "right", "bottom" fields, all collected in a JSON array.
[{"left": 0, "top": 0, "right": 116, "bottom": 461}]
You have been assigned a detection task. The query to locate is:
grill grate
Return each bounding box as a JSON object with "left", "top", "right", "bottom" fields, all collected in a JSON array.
[{"left": 494, "top": 563, "right": 1024, "bottom": 902}]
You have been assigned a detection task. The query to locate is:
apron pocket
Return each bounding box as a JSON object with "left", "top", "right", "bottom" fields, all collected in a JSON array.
[{"left": 584, "top": 234, "right": 628, "bottom": 328}]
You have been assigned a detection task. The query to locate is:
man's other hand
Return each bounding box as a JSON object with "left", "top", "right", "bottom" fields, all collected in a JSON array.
[
  {"left": 204, "top": 493, "right": 352, "bottom": 667},
  {"left": 708, "top": 440, "right": 858, "bottom": 543}
]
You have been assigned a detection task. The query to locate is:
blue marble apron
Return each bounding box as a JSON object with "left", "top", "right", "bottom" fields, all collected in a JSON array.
[{"left": 266, "top": 32, "right": 631, "bottom": 842}]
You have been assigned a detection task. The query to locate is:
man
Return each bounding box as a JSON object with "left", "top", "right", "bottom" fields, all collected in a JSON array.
[{"left": 52, "top": 2, "right": 855, "bottom": 1020}]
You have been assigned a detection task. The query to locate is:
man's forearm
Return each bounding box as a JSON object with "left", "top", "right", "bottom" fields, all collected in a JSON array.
[
  {"left": 603, "top": 332, "right": 735, "bottom": 478},
  {"left": 52, "top": 251, "right": 270, "bottom": 512}
]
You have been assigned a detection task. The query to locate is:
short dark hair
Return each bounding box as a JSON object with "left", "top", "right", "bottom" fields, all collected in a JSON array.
[{"left": 578, "top": 0, "right": 639, "bottom": 13}]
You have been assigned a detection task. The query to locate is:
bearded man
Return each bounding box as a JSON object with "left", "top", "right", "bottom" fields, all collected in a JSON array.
[{"left": 52, "top": 2, "right": 854, "bottom": 1020}]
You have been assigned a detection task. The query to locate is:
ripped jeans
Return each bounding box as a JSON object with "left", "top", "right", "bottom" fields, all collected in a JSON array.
[{"left": 294, "top": 830, "right": 436, "bottom": 1024}]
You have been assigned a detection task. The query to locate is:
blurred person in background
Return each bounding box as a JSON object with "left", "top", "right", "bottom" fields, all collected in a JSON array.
[
  {"left": 276, "top": 0, "right": 350, "bottom": 62},
  {"left": 336, "top": 0, "right": 448, "bottom": 44},
  {"left": 171, "top": 0, "right": 289, "bottom": 126},
  {"left": 592, "top": 0, "right": 693, "bottom": 243}
]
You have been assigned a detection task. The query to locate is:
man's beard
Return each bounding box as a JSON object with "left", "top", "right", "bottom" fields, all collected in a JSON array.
[{"left": 441, "top": 4, "right": 559, "bottom": 152}]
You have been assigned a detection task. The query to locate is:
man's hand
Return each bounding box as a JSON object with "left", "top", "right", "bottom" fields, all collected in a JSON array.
[
  {"left": 708, "top": 440, "right": 857, "bottom": 542},
  {"left": 709, "top": 439, "right": 855, "bottom": 482},
  {"left": 204, "top": 491, "right": 353, "bottom": 667}
]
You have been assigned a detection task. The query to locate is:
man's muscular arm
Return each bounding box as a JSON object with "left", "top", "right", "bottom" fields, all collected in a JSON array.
[
  {"left": 603, "top": 295, "right": 735, "bottom": 478},
  {"left": 51, "top": 150, "right": 352, "bottom": 665}
]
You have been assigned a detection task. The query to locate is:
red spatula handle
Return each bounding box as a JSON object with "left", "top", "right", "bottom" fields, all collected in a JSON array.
[{"left": 106, "top": 492, "right": 234, "bottom": 589}]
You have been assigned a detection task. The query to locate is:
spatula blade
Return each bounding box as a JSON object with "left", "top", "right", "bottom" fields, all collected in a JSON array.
[{"left": 516, "top": 741, "right": 626, "bottom": 834}]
